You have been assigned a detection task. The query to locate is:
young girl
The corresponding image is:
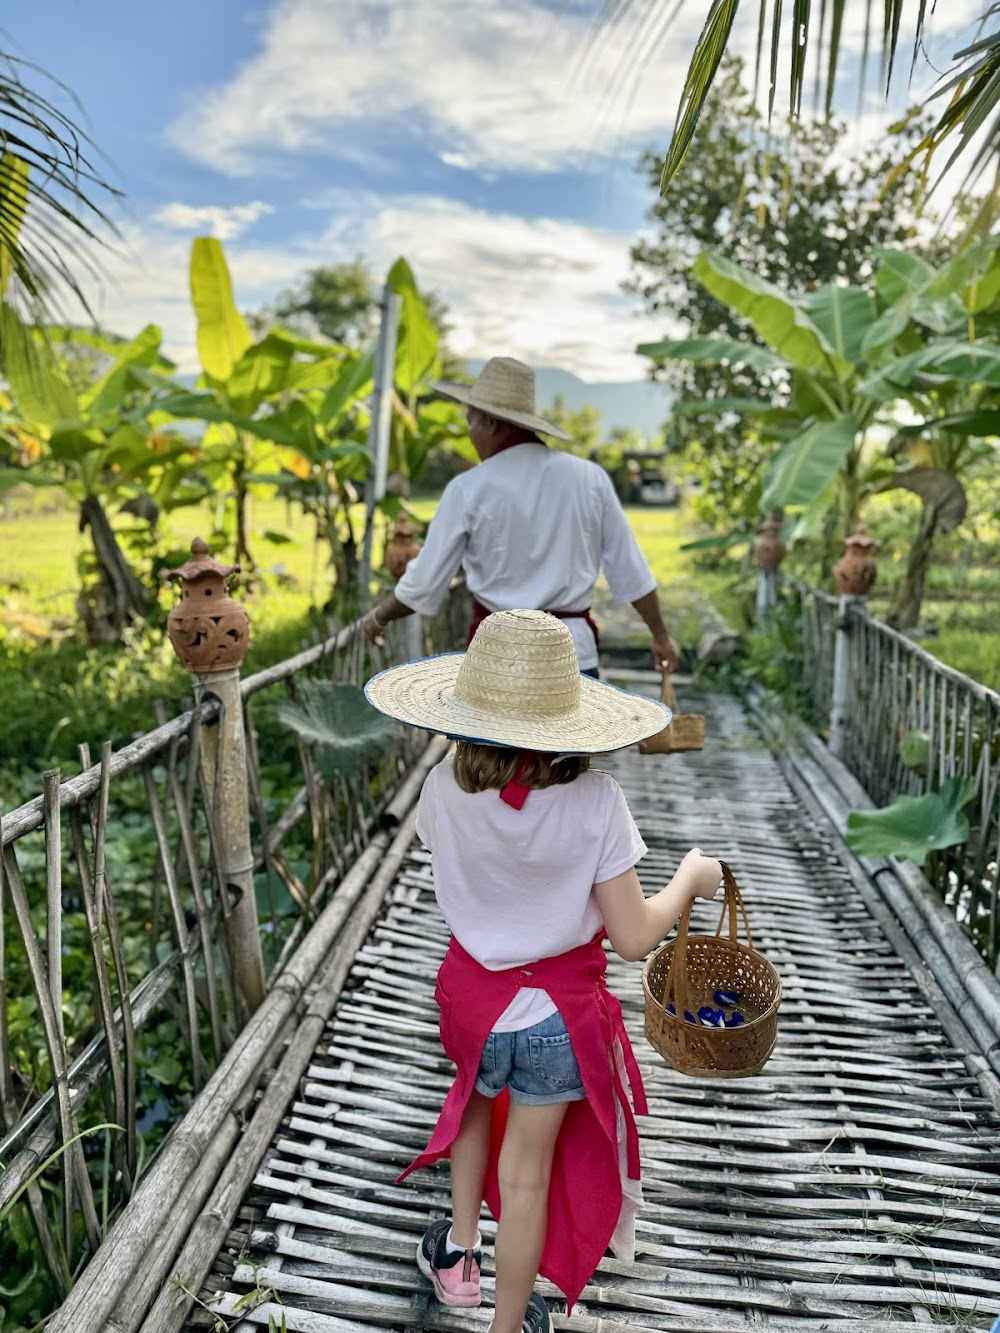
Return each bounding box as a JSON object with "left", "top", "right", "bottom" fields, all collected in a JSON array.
[{"left": 365, "top": 608, "right": 722, "bottom": 1333}]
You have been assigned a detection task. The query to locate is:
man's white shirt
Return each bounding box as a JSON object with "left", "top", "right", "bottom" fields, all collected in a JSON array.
[{"left": 395, "top": 443, "right": 655, "bottom": 671}]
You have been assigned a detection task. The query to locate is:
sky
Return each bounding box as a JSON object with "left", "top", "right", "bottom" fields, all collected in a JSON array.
[{"left": 6, "top": 0, "right": 990, "bottom": 381}]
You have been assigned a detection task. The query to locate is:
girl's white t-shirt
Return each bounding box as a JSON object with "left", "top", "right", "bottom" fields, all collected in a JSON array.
[{"left": 416, "top": 758, "right": 647, "bottom": 1031}]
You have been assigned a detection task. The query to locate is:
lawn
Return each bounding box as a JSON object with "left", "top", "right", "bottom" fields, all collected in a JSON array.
[{"left": 0, "top": 489, "right": 996, "bottom": 778}]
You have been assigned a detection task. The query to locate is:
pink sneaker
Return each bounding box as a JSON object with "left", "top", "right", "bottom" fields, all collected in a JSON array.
[{"left": 417, "top": 1220, "right": 482, "bottom": 1307}]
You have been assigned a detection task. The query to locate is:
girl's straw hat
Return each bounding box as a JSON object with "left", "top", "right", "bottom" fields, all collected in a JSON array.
[
  {"left": 431, "top": 357, "right": 572, "bottom": 440},
  {"left": 365, "top": 609, "right": 670, "bottom": 753}
]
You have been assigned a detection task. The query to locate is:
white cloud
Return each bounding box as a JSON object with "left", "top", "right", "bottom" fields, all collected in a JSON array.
[
  {"left": 166, "top": 0, "right": 988, "bottom": 180},
  {"left": 166, "top": 0, "right": 712, "bottom": 177},
  {"left": 152, "top": 200, "right": 274, "bottom": 241},
  {"left": 75, "top": 194, "right": 673, "bottom": 381}
]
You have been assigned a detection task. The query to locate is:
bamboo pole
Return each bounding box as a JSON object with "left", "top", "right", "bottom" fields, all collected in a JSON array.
[
  {"left": 69, "top": 810, "right": 132, "bottom": 1196},
  {"left": 45, "top": 735, "right": 448, "bottom": 1333},
  {"left": 135, "top": 804, "right": 423, "bottom": 1333},
  {"left": 193, "top": 667, "right": 266, "bottom": 1013},
  {"left": 141, "top": 762, "right": 207, "bottom": 1089}
]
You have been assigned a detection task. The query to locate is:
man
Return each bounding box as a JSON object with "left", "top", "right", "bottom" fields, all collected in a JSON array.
[{"left": 362, "top": 356, "right": 679, "bottom": 676}]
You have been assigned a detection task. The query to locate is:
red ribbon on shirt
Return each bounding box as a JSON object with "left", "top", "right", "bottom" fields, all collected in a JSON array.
[{"left": 499, "top": 751, "right": 534, "bottom": 810}]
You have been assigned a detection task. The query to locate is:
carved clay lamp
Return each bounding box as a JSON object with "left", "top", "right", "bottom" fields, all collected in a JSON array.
[
  {"left": 834, "top": 523, "right": 878, "bottom": 596},
  {"left": 383, "top": 516, "right": 422, "bottom": 580},
  {"left": 161, "top": 537, "right": 250, "bottom": 673},
  {"left": 753, "top": 515, "right": 787, "bottom": 572}
]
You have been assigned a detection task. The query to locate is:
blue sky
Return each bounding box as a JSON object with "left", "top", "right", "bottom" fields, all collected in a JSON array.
[{"left": 7, "top": 0, "right": 987, "bottom": 379}]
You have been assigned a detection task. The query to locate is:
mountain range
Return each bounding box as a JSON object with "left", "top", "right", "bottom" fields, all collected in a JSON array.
[{"left": 469, "top": 362, "right": 674, "bottom": 439}]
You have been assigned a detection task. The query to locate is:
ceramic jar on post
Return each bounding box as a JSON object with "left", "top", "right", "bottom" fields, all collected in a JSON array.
[{"left": 834, "top": 523, "right": 878, "bottom": 597}]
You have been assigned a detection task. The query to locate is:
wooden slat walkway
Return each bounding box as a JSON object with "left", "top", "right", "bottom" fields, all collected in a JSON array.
[{"left": 187, "top": 688, "right": 1000, "bottom": 1332}]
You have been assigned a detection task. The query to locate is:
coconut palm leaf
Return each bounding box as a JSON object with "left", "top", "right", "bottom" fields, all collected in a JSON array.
[
  {"left": 0, "top": 52, "right": 120, "bottom": 323},
  {"left": 274, "top": 680, "right": 398, "bottom": 777},
  {"left": 596, "top": 1, "right": 1000, "bottom": 196}
]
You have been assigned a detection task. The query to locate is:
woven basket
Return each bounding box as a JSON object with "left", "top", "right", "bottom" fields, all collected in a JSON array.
[
  {"left": 638, "top": 674, "right": 705, "bottom": 755},
  {"left": 643, "top": 864, "right": 781, "bottom": 1078}
]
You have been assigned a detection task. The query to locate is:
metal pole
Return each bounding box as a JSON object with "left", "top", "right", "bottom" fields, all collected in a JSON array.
[
  {"left": 755, "top": 570, "right": 777, "bottom": 621},
  {"left": 358, "top": 284, "right": 402, "bottom": 606},
  {"left": 829, "top": 595, "right": 864, "bottom": 761}
]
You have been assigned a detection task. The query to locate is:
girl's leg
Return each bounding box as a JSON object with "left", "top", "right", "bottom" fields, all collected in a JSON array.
[
  {"left": 449, "top": 1089, "right": 492, "bottom": 1247},
  {"left": 492, "top": 1100, "right": 568, "bottom": 1333}
]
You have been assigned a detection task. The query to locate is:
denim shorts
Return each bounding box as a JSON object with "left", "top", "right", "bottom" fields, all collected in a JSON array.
[{"left": 475, "top": 1010, "right": 586, "bottom": 1106}]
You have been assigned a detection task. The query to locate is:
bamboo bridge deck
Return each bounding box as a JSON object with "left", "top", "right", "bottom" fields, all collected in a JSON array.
[{"left": 183, "top": 685, "right": 1000, "bottom": 1333}]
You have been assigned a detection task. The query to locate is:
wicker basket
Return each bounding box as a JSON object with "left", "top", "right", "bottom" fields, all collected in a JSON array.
[
  {"left": 643, "top": 864, "right": 781, "bottom": 1078},
  {"left": 638, "top": 674, "right": 705, "bottom": 755}
]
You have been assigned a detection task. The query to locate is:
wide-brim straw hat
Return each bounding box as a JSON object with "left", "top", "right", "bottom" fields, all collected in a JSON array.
[
  {"left": 365, "top": 609, "right": 671, "bottom": 753},
  {"left": 431, "top": 356, "right": 572, "bottom": 441}
]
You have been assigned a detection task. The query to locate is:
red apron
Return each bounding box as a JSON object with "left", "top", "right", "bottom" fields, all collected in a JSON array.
[{"left": 397, "top": 934, "right": 647, "bottom": 1311}]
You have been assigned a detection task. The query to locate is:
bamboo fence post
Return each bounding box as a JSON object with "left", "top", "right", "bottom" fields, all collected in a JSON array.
[
  {"left": 44, "top": 736, "right": 449, "bottom": 1333},
  {"left": 829, "top": 596, "right": 866, "bottom": 761},
  {"left": 162, "top": 539, "right": 266, "bottom": 1013}
]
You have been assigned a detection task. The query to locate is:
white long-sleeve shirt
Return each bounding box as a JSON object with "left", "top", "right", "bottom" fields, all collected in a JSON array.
[{"left": 396, "top": 443, "right": 656, "bottom": 670}]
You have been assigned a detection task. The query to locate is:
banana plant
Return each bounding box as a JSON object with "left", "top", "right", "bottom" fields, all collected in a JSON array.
[
  {"left": 639, "top": 238, "right": 1000, "bottom": 620},
  {"left": 149, "top": 238, "right": 356, "bottom": 573},
  {"left": 0, "top": 318, "right": 204, "bottom": 640}
]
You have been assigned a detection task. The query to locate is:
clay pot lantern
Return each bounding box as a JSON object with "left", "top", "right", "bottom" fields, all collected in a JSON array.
[
  {"left": 161, "top": 537, "right": 250, "bottom": 673},
  {"left": 753, "top": 515, "right": 787, "bottom": 572},
  {"left": 834, "top": 523, "right": 878, "bottom": 597},
  {"left": 383, "top": 516, "right": 422, "bottom": 581}
]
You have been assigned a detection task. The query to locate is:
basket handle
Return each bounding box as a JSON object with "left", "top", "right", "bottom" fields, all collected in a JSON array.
[
  {"left": 715, "top": 862, "right": 754, "bottom": 950},
  {"left": 665, "top": 862, "right": 753, "bottom": 1022},
  {"left": 659, "top": 672, "right": 678, "bottom": 714}
]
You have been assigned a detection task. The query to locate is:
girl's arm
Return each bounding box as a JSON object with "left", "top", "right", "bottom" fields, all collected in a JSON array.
[{"left": 594, "top": 848, "right": 723, "bottom": 962}]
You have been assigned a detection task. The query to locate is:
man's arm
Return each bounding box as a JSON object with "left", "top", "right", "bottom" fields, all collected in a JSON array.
[
  {"left": 362, "top": 591, "right": 413, "bottom": 646},
  {"left": 362, "top": 483, "right": 469, "bottom": 645},
  {"left": 631, "top": 589, "right": 679, "bottom": 673},
  {"left": 598, "top": 471, "right": 679, "bottom": 672}
]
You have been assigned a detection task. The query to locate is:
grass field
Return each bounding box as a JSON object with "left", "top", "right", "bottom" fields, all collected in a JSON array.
[{"left": 0, "top": 490, "right": 996, "bottom": 777}]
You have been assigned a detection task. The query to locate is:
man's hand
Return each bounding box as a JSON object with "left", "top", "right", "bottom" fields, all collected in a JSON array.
[
  {"left": 362, "top": 607, "right": 386, "bottom": 647},
  {"left": 652, "top": 632, "right": 680, "bottom": 674}
]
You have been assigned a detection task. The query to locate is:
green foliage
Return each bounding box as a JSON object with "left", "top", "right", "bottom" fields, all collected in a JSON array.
[
  {"left": 899, "top": 729, "right": 931, "bottom": 773},
  {"left": 275, "top": 680, "right": 397, "bottom": 777},
  {"left": 846, "top": 777, "right": 978, "bottom": 868},
  {"left": 630, "top": 55, "right": 951, "bottom": 535}
]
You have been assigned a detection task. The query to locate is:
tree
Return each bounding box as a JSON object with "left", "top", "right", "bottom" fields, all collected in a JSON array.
[
  {"left": 0, "top": 323, "right": 203, "bottom": 641},
  {"left": 600, "top": 2, "right": 1000, "bottom": 201},
  {"left": 268, "top": 258, "right": 377, "bottom": 347},
  {"left": 259, "top": 257, "right": 467, "bottom": 379},
  {"left": 629, "top": 57, "right": 953, "bottom": 529},
  {"left": 640, "top": 239, "right": 1000, "bottom": 625}
]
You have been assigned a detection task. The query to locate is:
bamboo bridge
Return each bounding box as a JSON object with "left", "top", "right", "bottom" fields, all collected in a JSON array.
[{"left": 3, "top": 583, "right": 1000, "bottom": 1332}]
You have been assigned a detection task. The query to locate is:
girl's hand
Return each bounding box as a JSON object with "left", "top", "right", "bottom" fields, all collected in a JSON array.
[{"left": 679, "top": 848, "right": 724, "bottom": 900}]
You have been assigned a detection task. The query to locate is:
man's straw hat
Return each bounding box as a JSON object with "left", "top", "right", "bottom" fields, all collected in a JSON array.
[
  {"left": 431, "top": 357, "right": 572, "bottom": 441},
  {"left": 365, "top": 609, "right": 670, "bottom": 753}
]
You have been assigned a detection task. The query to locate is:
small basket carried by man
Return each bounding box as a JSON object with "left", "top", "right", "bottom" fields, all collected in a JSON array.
[
  {"left": 639, "top": 673, "right": 705, "bottom": 755},
  {"left": 643, "top": 863, "right": 781, "bottom": 1078}
]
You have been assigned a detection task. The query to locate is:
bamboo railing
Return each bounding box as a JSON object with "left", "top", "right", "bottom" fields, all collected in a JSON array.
[
  {"left": 0, "top": 587, "right": 470, "bottom": 1301},
  {"left": 792, "top": 582, "right": 1000, "bottom": 970}
]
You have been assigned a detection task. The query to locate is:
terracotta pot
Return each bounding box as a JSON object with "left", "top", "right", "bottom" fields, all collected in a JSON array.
[
  {"left": 383, "top": 516, "right": 422, "bottom": 580},
  {"left": 753, "top": 516, "right": 786, "bottom": 572},
  {"left": 161, "top": 537, "right": 250, "bottom": 673},
  {"left": 834, "top": 523, "right": 878, "bottom": 596}
]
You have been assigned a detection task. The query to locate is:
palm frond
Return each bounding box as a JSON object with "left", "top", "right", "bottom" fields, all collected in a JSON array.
[
  {"left": 274, "top": 680, "right": 398, "bottom": 778},
  {"left": 0, "top": 52, "right": 120, "bottom": 323},
  {"left": 595, "top": 1, "right": 1000, "bottom": 200}
]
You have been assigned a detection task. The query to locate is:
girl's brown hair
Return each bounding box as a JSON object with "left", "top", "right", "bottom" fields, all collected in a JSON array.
[{"left": 453, "top": 742, "right": 589, "bottom": 794}]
